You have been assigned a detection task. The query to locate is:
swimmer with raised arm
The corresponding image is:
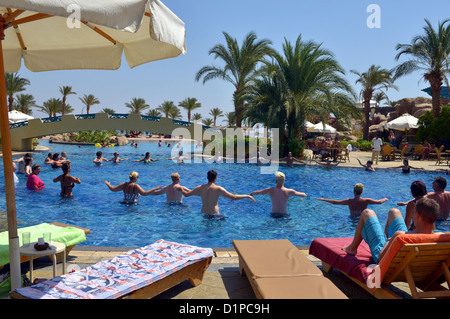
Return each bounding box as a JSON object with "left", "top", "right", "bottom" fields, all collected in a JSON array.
[
  {"left": 180, "top": 170, "right": 255, "bottom": 216},
  {"left": 250, "top": 171, "right": 306, "bottom": 217},
  {"left": 110, "top": 152, "right": 128, "bottom": 164},
  {"left": 318, "top": 183, "right": 388, "bottom": 217},
  {"left": 133, "top": 152, "right": 161, "bottom": 164},
  {"left": 151, "top": 172, "right": 190, "bottom": 203},
  {"left": 93, "top": 151, "right": 110, "bottom": 166}
]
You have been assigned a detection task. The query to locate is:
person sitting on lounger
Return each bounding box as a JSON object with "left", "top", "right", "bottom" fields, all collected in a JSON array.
[
  {"left": 179, "top": 169, "right": 255, "bottom": 217},
  {"left": 151, "top": 172, "right": 190, "bottom": 203},
  {"left": 250, "top": 171, "right": 306, "bottom": 217},
  {"left": 104, "top": 171, "right": 162, "bottom": 204},
  {"left": 342, "top": 197, "right": 440, "bottom": 264},
  {"left": 318, "top": 183, "right": 388, "bottom": 217}
]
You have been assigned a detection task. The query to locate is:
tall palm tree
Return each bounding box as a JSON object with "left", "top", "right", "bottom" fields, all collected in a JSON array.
[
  {"left": 39, "top": 98, "right": 63, "bottom": 117},
  {"left": 351, "top": 65, "right": 397, "bottom": 140},
  {"left": 202, "top": 118, "right": 214, "bottom": 126},
  {"left": 224, "top": 112, "right": 236, "bottom": 126},
  {"left": 13, "top": 93, "right": 35, "bottom": 115},
  {"left": 59, "top": 86, "right": 76, "bottom": 116},
  {"left": 192, "top": 113, "right": 202, "bottom": 121},
  {"left": 125, "top": 97, "right": 149, "bottom": 114},
  {"left": 178, "top": 97, "right": 201, "bottom": 122},
  {"left": 157, "top": 101, "right": 176, "bottom": 118},
  {"left": 393, "top": 19, "right": 450, "bottom": 117},
  {"left": 5, "top": 73, "right": 30, "bottom": 111},
  {"left": 209, "top": 107, "right": 224, "bottom": 126},
  {"left": 195, "top": 31, "right": 273, "bottom": 127},
  {"left": 373, "top": 92, "right": 386, "bottom": 107},
  {"left": 168, "top": 106, "right": 182, "bottom": 120},
  {"left": 102, "top": 107, "right": 116, "bottom": 114},
  {"left": 79, "top": 94, "right": 100, "bottom": 114}
]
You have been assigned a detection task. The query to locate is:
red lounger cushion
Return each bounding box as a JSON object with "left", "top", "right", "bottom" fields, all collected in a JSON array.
[{"left": 309, "top": 237, "right": 373, "bottom": 284}]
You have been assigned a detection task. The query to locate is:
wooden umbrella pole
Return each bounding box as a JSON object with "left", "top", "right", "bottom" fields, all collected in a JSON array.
[{"left": 0, "top": 18, "right": 21, "bottom": 291}]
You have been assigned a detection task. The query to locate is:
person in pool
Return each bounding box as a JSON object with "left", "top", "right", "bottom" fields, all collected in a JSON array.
[
  {"left": 397, "top": 180, "right": 428, "bottom": 230},
  {"left": 93, "top": 151, "right": 110, "bottom": 166},
  {"left": 151, "top": 172, "right": 191, "bottom": 203},
  {"left": 104, "top": 171, "right": 162, "bottom": 204},
  {"left": 318, "top": 183, "right": 388, "bottom": 218},
  {"left": 179, "top": 169, "right": 255, "bottom": 216},
  {"left": 388, "top": 159, "right": 423, "bottom": 173},
  {"left": 357, "top": 159, "right": 375, "bottom": 171},
  {"left": 133, "top": 152, "right": 161, "bottom": 164},
  {"left": 53, "top": 162, "right": 81, "bottom": 197},
  {"left": 110, "top": 152, "right": 128, "bottom": 164},
  {"left": 26, "top": 164, "right": 45, "bottom": 191},
  {"left": 280, "top": 152, "right": 304, "bottom": 167},
  {"left": 250, "top": 171, "right": 306, "bottom": 217}
]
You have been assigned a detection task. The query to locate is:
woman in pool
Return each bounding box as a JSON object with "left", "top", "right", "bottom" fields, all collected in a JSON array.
[
  {"left": 26, "top": 164, "right": 45, "bottom": 191},
  {"left": 357, "top": 159, "right": 375, "bottom": 171},
  {"left": 132, "top": 152, "right": 161, "bottom": 164},
  {"left": 93, "top": 151, "right": 110, "bottom": 166},
  {"left": 104, "top": 171, "right": 162, "bottom": 204},
  {"left": 388, "top": 159, "right": 423, "bottom": 173},
  {"left": 53, "top": 162, "right": 81, "bottom": 197}
]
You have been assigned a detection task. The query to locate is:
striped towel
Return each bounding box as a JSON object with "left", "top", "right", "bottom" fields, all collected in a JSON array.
[{"left": 13, "top": 239, "right": 213, "bottom": 299}]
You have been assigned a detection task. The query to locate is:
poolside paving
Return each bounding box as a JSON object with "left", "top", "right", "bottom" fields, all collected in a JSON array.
[{"left": 4, "top": 148, "right": 450, "bottom": 300}]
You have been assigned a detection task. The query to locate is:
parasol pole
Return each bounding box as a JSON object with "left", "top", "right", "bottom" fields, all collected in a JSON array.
[{"left": 0, "top": 17, "right": 21, "bottom": 291}]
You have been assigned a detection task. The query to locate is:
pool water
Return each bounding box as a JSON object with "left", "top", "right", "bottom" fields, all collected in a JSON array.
[{"left": 1, "top": 139, "right": 448, "bottom": 248}]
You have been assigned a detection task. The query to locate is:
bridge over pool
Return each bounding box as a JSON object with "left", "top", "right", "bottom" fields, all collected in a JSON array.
[{"left": 9, "top": 113, "right": 218, "bottom": 151}]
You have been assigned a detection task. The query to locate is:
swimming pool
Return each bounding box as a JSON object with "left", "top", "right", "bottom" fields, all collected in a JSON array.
[{"left": 1, "top": 139, "right": 448, "bottom": 248}]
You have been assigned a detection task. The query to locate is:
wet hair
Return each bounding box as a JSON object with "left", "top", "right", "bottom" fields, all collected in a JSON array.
[
  {"left": 207, "top": 170, "right": 217, "bottom": 182},
  {"left": 96, "top": 151, "right": 102, "bottom": 157},
  {"left": 410, "top": 181, "right": 427, "bottom": 197},
  {"left": 414, "top": 197, "right": 440, "bottom": 224},
  {"left": 354, "top": 183, "right": 364, "bottom": 195},
  {"left": 171, "top": 172, "right": 180, "bottom": 181},
  {"left": 275, "top": 171, "right": 285, "bottom": 184},
  {"left": 52, "top": 153, "right": 59, "bottom": 160},
  {"left": 47, "top": 153, "right": 53, "bottom": 158},
  {"left": 62, "top": 162, "right": 70, "bottom": 174},
  {"left": 434, "top": 176, "right": 447, "bottom": 190}
]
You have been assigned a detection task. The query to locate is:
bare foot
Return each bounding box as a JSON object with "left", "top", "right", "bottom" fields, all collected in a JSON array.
[{"left": 342, "top": 245, "right": 357, "bottom": 255}]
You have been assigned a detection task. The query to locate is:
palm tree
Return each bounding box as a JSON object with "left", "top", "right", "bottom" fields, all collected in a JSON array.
[
  {"left": 169, "top": 106, "right": 182, "bottom": 120},
  {"left": 178, "top": 97, "right": 201, "bottom": 122},
  {"left": 102, "top": 107, "right": 116, "bottom": 114},
  {"left": 224, "top": 112, "right": 236, "bottom": 126},
  {"left": 157, "top": 101, "right": 176, "bottom": 118},
  {"left": 39, "top": 98, "right": 63, "bottom": 117},
  {"left": 125, "top": 97, "right": 149, "bottom": 114},
  {"left": 147, "top": 109, "right": 161, "bottom": 117},
  {"left": 13, "top": 93, "right": 35, "bottom": 115},
  {"left": 209, "top": 107, "right": 224, "bottom": 126},
  {"left": 5, "top": 73, "right": 30, "bottom": 111},
  {"left": 351, "top": 65, "right": 397, "bottom": 140},
  {"left": 192, "top": 113, "right": 202, "bottom": 121},
  {"left": 195, "top": 31, "right": 273, "bottom": 127},
  {"left": 393, "top": 19, "right": 450, "bottom": 117},
  {"left": 202, "top": 118, "right": 214, "bottom": 126},
  {"left": 59, "top": 86, "right": 76, "bottom": 116},
  {"left": 373, "top": 92, "right": 386, "bottom": 107},
  {"left": 79, "top": 94, "right": 100, "bottom": 114}
]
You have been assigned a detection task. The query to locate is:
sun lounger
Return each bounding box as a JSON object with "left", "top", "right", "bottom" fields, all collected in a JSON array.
[
  {"left": 309, "top": 233, "right": 450, "bottom": 299},
  {"left": 0, "top": 222, "right": 90, "bottom": 267},
  {"left": 232, "top": 239, "right": 347, "bottom": 299},
  {"left": 10, "top": 239, "right": 213, "bottom": 299}
]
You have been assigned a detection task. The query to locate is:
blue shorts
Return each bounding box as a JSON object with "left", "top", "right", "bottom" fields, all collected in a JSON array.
[{"left": 361, "top": 216, "right": 407, "bottom": 263}]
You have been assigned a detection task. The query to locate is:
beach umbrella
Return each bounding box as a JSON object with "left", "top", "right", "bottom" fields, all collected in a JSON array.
[
  {"left": 421, "top": 86, "right": 450, "bottom": 99},
  {"left": 305, "top": 121, "right": 314, "bottom": 128},
  {"left": 386, "top": 113, "right": 419, "bottom": 131},
  {"left": 307, "top": 121, "right": 337, "bottom": 133},
  {"left": 0, "top": 0, "right": 186, "bottom": 290},
  {"left": 7, "top": 110, "right": 33, "bottom": 122}
]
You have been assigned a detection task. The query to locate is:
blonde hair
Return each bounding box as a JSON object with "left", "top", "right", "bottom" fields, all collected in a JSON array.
[
  {"left": 275, "top": 171, "right": 285, "bottom": 184},
  {"left": 129, "top": 171, "right": 139, "bottom": 180},
  {"left": 354, "top": 183, "right": 364, "bottom": 195},
  {"left": 171, "top": 172, "right": 180, "bottom": 181}
]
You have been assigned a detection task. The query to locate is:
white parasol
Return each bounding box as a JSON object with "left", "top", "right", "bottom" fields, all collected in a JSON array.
[
  {"left": 307, "top": 121, "right": 337, "bottom": 133},
  {"left": 386, "top": 113, "right": 419, "bottom": 131},
  {"left": 0, "top": 0, "right": 186, "bottom": 290},
  {"left": 8, "top": 110, "right": 33, "bottom": 122}
]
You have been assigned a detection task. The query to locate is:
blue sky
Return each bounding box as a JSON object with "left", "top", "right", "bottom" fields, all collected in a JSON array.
[{"left": 18, "top": 0, "right": 450, "bottom": 125}]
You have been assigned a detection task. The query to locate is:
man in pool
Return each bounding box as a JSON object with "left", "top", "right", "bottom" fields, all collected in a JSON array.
[
  {"left": 318, "top": 183, "right": 388, "bottom": 217},
  {"left": 426, "top": 177, "right": 450, "bottom": 220},
  {"left": 179, "top": 170, "right": 255, "bottom": 216},
  {"left": 342, "top": 197, "right": 440, "bottom": 264},
  {"left": 152, "top": 172, "right": 190, "bottom": 203},
  {"left": 250, "top": 171, "right": 306, "bottom": 217}
]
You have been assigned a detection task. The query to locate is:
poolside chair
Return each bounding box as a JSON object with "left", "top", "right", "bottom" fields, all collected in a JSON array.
[
  {"left": 309, "top": 233, "right": 450, "bottom": 299},
  {"left": 429, "top": 145, "right": 444, "bottom": 161},
  {"left": 392, "top": 145, "right": 408, "bottom": 161},
  {"left": 336, "top": 149, "right": 350, "bottom": 162},
  {"left": 232, "top": 239, "right": 347, "bottom": 299},
  {"left": 10, "top": 239, "right": 213, "bottom": 299},
  {"left": 414, "top": 145, "right": 425, "bottom": 160},
  {"left": 381, "top": 145, "right": 394, "bottom": 161},
  {"left": 434, "top": 148, "right": 449, "bottom": 166}
]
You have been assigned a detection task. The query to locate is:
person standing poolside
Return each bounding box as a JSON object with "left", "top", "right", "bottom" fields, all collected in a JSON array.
[
  {"left": 152, "top": 172, "right": 190, "bottom": 203},
  {"left": 179, "top": 170, "right": 255, "bottom": 217},
  {"left": 104, "top": 171, "right": 162, "bottom": 204},
  {"left": 93, "top": 151, "right": 110, "bottom": 166},
  {"left": 53, "top": 162, "right": 81, "bottom": 197},
  {"left": 318, "top": 183, "right": 388, "bottom": 217},
  {"left": 26, "top": 164, "right": 45, "bottom": 191},
  {"left": 250, "top": 171, "right": 306, "bottom": 217},
  {"left": 371, "top": 134, "right": 383, "bottom": 164},
  {"left": 110, "top": 152, "right": 128, "bottom": 164},
  {"left": 133, "top": 152, "right": 161, "bottom": 164},
  {"left": 342, "top": 198, "right": 440, "bottom": 264},
  {"left": 426, "top": 177, "right": 450, "bottom": 220}
]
